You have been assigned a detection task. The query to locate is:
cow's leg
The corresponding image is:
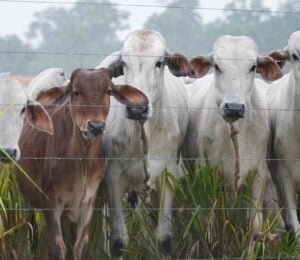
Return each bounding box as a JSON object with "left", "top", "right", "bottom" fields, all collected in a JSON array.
[
  {"left": 251, "top": 168, "right": 268, "bottom": 236},
  {"left": 44, "top": 208, "right": 66, "bottom": 260},
  {"left": 105, "top": 165, "right": 128, "bottom": 258},
  {"left": 73, "top": 194, "right": 98, "bottom": 260},
  {"left": 271, "top": 164, "right": 300, "bottom": 236},
  {"left": 156, "top": 182, "right": 174, "bottom": 255},
  {"left": 155, "top": 160, "right": 177, "bottom": 255}
]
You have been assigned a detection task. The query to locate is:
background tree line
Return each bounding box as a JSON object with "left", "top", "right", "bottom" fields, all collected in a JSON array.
[{"left": 0, "top": 0, "right": 299, "bottom": 74}]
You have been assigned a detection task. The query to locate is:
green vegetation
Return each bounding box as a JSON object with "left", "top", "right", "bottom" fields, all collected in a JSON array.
[{"left": 1, "top": 165, "right": 300, "bottom": 259}]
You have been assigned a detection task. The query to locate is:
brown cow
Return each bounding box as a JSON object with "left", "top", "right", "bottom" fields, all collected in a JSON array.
[{"left": 15, "top": 68, "right": 149, "bottom": 259}]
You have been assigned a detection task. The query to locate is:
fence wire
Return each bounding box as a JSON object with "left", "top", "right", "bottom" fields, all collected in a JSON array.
[{"left": 0, "top": 0, "right": 300, "bottom": 15}]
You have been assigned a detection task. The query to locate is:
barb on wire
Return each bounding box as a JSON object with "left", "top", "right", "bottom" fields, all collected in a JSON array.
[
  {"left": 0, "top": 0, "right": 299, "bottom": 15},
  {"left": 16, "top": 156, "right": 300, "bottom": 162}
]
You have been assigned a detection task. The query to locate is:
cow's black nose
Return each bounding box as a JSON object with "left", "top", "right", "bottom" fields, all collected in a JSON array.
[
  {"left": 88, "top": 120, "right": 106, "bottom": 135},
  {"left": 223, "top": 102, "right": 245, "bottom": 119},
  {"left": 0, "top": 148, "right": 17, "bottom": 163},
  {"left": 126, "top": 105, "right": 149, "bottom": 121}
]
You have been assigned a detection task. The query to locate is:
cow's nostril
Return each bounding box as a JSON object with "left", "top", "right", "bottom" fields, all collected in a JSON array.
[
  {"left": 87, "top": 120, "right": 105, "bottom": 134},
  {"left": 126, "top": 105, "right": 149, "bottom": 121},
  {"left": 223, "top": 102, "right": 245, "bottom": 119}
]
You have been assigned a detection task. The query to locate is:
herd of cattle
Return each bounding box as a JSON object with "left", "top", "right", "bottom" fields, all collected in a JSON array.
[{"left": 0, "top": 29, "right": 300, "bottom": 259}]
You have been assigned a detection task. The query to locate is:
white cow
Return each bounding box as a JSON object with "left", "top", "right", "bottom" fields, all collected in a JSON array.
[
  {"left": 97, "top": 29, "right": 191, "bottom": 257},
  {"left": 0, "top": 78, "right": 53, "bottom": 164},
  {"left": 267, "top": 31, "right": 300, "bottom": 237},
  {"left": 183, "top": 35, "right": 282, "bottom": 234},
  {"left": 26, "top": 67, "right": 69, "bottom": 100}
]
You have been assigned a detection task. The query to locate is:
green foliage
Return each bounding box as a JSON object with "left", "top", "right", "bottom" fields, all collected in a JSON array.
[{"left": 1, "top": 164, "right": 300, "bottom": 258}]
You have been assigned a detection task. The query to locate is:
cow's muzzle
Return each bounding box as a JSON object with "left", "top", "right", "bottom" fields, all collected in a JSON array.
[
  {"left": 82, "top": 120, "right": 106, "bottom": 139},
  {"left": 0, "top": 148, "right": 18, "bottom": 163},
  {"left": 222, "top": 102, "right": 245, "bottom": 122},
  {"left": 126, "top": 105, "right": 149, "bottom": 121}
]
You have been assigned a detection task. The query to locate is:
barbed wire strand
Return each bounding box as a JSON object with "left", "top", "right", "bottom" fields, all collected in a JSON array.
[
  {"left": 1, "top": 103, "right": 300, "bottom": 113},
  {"left": 0, "top": 0, "right": 299, "bottom": 15},
  {"left": 0, "top": 206, "right": 296, "bottom": 211},
  {"left": 12, "top": 156, "right": 300, "bottom": 161},
  {"left": 0, "top": 50, "right": 292, "bottom": 62}
]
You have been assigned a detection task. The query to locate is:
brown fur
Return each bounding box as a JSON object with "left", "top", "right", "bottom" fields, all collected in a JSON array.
[{"left": 16, "top": 69, "right": 112, "bottom": 260}]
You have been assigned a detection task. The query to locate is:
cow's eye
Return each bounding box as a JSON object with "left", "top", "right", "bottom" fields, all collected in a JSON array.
[
  {"left": 292, "top": 53, "right": 299, "bottom": 62},
  {"left": 214, "top": 64, "right": 221, "bottom": 73},
  {"left": 155, "top": 61, "right": 163, "bottom": 68},
  {"left": 120, "top": 60, "right": 126, "bottom": 67},
  {"left": 20, "top": 106, "right": 26, "bottom": 115},
  {"left": 72, "top": 91, "right": 80, "bottom": 97},
  {"left": 250, "top": 64, "right": 257, "bottom": 73}
]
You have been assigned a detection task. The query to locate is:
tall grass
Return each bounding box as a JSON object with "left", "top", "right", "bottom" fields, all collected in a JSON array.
[{"left": 1, "top": 164, "right": 300, "bottom": 259}]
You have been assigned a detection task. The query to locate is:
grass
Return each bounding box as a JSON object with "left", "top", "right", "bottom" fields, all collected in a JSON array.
[{"left": 0, "top": 164, "right": 300, "bottom": 259}]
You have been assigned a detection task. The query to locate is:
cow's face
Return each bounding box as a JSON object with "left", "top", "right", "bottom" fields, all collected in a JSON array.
[
  {"left": 101, "top": 30, "right": 191, "bottom": 119},
  {"left": 68, "top": 69, "right": 111, "bottom": 139},
  {"left": 0, "top": 79, "right": 53, "bottom": 163},
  {"left": 191, "top": 35, "right": 282, "bottom": 122}
]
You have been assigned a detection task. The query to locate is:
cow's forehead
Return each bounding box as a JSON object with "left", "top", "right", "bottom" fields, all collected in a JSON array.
[
  {"left": 122, "top": 30, "right": 166, "bottom": 58},
  {"left": 213, "top": 35, "right": 258, "bottom": 61},
  {"left": 0, "top": 79, "right": 27, "bottom": 105}
]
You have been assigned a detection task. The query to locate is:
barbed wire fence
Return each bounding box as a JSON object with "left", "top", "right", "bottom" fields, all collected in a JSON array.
[{"left": 0, "top": 1, "right": 300, "bottom": 258}]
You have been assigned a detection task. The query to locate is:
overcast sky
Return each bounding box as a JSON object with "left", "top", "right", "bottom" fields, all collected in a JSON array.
[{"left": 0, "top": 0, "right": 280, "bottom": 41}]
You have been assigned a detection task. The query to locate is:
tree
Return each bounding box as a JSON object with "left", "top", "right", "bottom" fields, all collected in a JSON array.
[
  {"left": 0, "top": 35, "right": 34, "bottom": 74},
  {"left": 143, "top": 0, "right": 204, "bottom": 57},
  {"left": 26, "top": 0, "right": 129, "bottom": 74},
  {"left": 0, "top": 0, "right": 129, "bottom": 75}
]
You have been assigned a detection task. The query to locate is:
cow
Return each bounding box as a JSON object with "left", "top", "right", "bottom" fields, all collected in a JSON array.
[
  {"left": 5, "top": 68, "right": 69, "bottom": 100},
  {"left": 96, "top": 29, "right": 192, "bottom": 257},
  {"left": 14, "top": 68, "right": 149, "bottom": 259},
  {"left": 26, "top": 68, "right": 69, "bottom": 100},
  {"left": 0, "top": 77, "right": 53, "bottom": 164},
  {"left": 183, "top": 35, "right": 282, "bottom": 236},
  {"left": 267, "top": 31, "right": 300, "bottom": 238}
]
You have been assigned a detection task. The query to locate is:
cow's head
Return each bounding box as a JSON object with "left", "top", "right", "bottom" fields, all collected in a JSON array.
[
  {"left": 38, "top": 68, "right": 149, "bottom": 140},
  {"left": 191, "top": 35, "right": 282, "bottom": 122},
  {"left": 97, "top": 29, "right": 191, "bottom": 118},
  {"left": 27, "top": 67, "right": 69, "bottom": 101},
  {"left": 0, "top": 78, "right": 53, "bottom": 163},
  {"left": 268, "top": 31, "right": 300, "bottom": 72}
]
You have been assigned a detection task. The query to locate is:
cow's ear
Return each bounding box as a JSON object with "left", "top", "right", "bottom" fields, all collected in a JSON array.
[
  {"left": 165, "top": 52, "right": 192, "bottom": 77},
  {"left": 268, "top": 48, "right": 290, "bottom": 69},
  {"left": 109, "top": 83, "right": 149, "bottom": 107},
  {"left": 190, "top": 55, "right": 213, "bottom": 78},
  {"left": 107, "top": 60, "right": 124, "bottom": 78},
  {"left": 36, "top": 86, "right": 69, "bottom": 106},
  {"left": 257, "top": 56, "right": 283, "bottom": 81},
  {"left": 26, "top": 100, "right": 54, "bottom": 135},
  {"left": 96, "top": 51, "right": 124, "bottom": 78}
]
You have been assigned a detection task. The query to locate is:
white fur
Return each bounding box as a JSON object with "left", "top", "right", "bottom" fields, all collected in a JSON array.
[
  {"left": 267, "top": 31, "right": 300, "bottom": 235},
  {"left": 183, "top": 35, "right": 273, "bottom": 233},
  {"left": 26, "top": 68, "right": 69, "bottom": 100},
  {"left": 98, "top": 30, "right": 188, "bottom": 255},
  {"left": 0, "top": 78, "right": 31, "bottom": 160}
]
